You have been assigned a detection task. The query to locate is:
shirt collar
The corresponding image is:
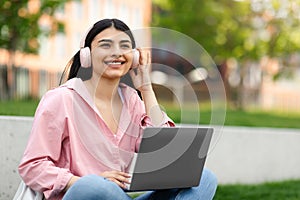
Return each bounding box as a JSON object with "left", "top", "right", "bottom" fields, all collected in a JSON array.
[
  {"left": 61, "top": 78, "right": 102, "bottom": 117},
  {"left": 60, "top": 78, "right": 134, "bottom": 117}
]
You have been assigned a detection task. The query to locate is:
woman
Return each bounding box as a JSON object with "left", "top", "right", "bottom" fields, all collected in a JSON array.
[{"left": 18, "top": 18, "right": 217, "bottom": 200}]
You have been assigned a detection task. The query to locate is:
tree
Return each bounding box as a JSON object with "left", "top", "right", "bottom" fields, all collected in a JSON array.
[
  {"left": 152, "top": 0, "right": 300, "bottom": 107},
  {"left": 153, "top": 0, "right": 300, "bottom": 63},
  {"left": 0, "top": 0, "right": 71, "bottom": 100}
]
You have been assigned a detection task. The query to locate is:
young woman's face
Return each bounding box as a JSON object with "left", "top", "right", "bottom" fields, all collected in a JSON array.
[{"left": 90, "top": 26, "right": 134, "bottom": 80}]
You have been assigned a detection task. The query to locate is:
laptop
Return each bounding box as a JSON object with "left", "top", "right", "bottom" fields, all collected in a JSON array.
[{"left": 125, "top": 127, "right": 213, "bottom": 191}]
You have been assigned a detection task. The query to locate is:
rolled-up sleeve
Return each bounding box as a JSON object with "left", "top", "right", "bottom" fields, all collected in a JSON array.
[
  {"left": 140, "top": 112, "right": 175, "bottom": 127},
  {"left": 130, "top": 89, "right": 175, "bottom": 152},
  {"left": 18, "top": 91, "right": 74, "bottom": 199}
]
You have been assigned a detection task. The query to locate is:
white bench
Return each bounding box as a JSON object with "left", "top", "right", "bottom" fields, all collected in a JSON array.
[{"left": 0, "top": 116, "right": 33, "bottom": 199}]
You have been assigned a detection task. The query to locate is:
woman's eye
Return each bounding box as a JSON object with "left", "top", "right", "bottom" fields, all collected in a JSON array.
[
  {"left": 100, "top": 43, "right": 110, "bottom": 48},
  {"left": 121, "top": 44, "right": 131, "bottom": 49}
]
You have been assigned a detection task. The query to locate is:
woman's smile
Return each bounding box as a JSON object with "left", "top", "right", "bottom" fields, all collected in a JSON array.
[{"left": 104, "top": 59, "right": 127, "bottom": 68}]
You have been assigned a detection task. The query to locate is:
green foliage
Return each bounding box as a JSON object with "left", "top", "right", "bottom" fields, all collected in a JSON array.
[
  {"left": 214, "top": 179, "right": 300, "bottom": 200},
  {"left": 0, "top": 0, "right": 70, "bottom": 54},
  {"left": 152, "top": 0, "right": 300, "bottom": 63}
]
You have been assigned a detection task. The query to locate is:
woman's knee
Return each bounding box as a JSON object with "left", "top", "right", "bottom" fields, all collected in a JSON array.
[
  {"left": 63, "top": 174, "right": 125, "bottom": 200},
  {"left": 200, "top": 168, "right": 218, "bottom": 192},
  {"left": 174, "top": 169, "right": 218, "bottom": 200}
]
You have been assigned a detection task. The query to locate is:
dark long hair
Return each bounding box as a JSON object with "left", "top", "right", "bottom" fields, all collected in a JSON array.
[{"left": 60, "top": 18, "right": 136, "bottom": 84}]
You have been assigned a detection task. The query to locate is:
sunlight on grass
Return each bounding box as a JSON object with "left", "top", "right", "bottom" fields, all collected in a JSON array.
[
  {"left": 129, "top": 179, "right": 300, "bottom": 199},
  {"left": 214, "top": 179, "right": 300, "bottom": 200},
  {"left": 0, "top": 99, "right": 39, "bottom": 116},
  {"left": 1, "top": 99, "right": 300, "bottom": 129},
  {"left": 159, "top": 101, "right": 300, "bottom": 129}
]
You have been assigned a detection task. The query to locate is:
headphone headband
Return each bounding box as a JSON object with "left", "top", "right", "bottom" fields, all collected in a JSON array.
[{"left": 80, "top": 26, "right": 93, "bottom": 48}]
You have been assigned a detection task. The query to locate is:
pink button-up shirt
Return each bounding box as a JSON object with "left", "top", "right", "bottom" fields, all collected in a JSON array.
[{"left": 18, "top": 78, "right": 174, "bottom": 199}]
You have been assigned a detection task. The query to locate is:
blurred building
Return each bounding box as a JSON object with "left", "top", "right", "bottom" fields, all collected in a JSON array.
[
  {"left": 225, "top": 55, "right": 300, "bottom": 112},
  {"left": 260, "top": 55, "right": 300, "bottom": 112},
  {"left": 0, "top": 0, "right": 151, "bottom": 99}
]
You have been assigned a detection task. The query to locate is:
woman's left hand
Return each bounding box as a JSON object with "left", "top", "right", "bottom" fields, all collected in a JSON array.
[
  {"left": 129, "top": 48, "right": 152, "bottom": 92},
  {"left": 100, "top": 170, "right": 131, "bottom": 189}
]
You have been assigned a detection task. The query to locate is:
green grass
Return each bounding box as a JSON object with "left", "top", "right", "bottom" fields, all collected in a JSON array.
[
  {"left": 213, "top": 179, "right": 300, "bottom": 200},
  {"left": 223, "top": 109, "right": 300, "bottom": 129},
  {"left": 163, "top": 103, "right": 300, "bottom": 129},
  {"left": 0, "top": 99, "right": 39, "bottom": 116},
  {"left": 129, "top": 179, "right": 300, "bottom": 199},
  {"left": 1, "top": 99, "right": 300, "bottom": 129}
]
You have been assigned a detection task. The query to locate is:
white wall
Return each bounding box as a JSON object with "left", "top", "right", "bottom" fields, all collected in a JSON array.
[
  {"left": 1, "top": 116, "right": 300, "bottom": 199},
  {"left": 205, "top": 126, "right": 300, "bottom": 184},
  {"left": 0, "top": 116, "right": 33, "bottom": 199}
]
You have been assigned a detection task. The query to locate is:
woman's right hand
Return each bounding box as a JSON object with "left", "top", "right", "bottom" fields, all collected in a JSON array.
[
  {"left": 129, "top": 48, "right": 152, "bottom": 91},
  {"left": 100, "top": 170, "right": 131, "bottom": 189},
  {"left": 64, "top": 176, "right": 80, "bottom": 192}
]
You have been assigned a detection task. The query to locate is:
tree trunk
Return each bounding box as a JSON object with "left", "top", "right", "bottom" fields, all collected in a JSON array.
[{"left": 7, "top": 50, "right": 16, "bottom": 100}]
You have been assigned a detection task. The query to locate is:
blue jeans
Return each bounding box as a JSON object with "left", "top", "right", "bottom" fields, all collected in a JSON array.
[{"left": 63, "top": 168, "right": 217, "bottom": 200}]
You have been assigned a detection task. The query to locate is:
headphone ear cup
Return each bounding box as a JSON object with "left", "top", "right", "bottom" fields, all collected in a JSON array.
[
  {"left": 80, "top": 47, "right": 91, "bottom": 68},
  {"left": 131, "top": 49, "right": 140, "bottom": 69}
]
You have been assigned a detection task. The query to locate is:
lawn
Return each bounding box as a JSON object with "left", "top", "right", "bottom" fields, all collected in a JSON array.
[
  {"left": 162, "top": 102, "right": 300, "bottom": 129},
  {"left": 213, "top": 179, "right": 300, "bottom": 200},
  {"left": 128, "top": 179, "right": 300, "bottom": 199},
  {"left": 0, "top": 99, "right": 39, "bottom": 116},
  {"left": 1, "top": 99, "right": 300, "bottom": 129}
]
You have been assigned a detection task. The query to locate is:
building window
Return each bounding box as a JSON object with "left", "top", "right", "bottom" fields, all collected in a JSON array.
[
  {"left": 39, "top": 70, "right": 48, "bottom": 97},
  {"left": 88, "top": 0, "right": 100, "bottom": 24},
  {"left": 55, "top": 33, "right": 66, "bottom": 59},
  {"left": 119, "top": 3, "right": 130, "bottom": 23},
  {"left": 72, "top": 32, "right": 82, "bottom": 55},
  {"left": 73, "top": 1, "right": 83, "bottom": 20},
  {"left": 38, "top": 35, "right": 49, "bottom": 58},
  {"left": 16, "top": 67, "right": 29, "bottom": 98},
  {"left": 133, "top": 8, "right": 142, "bottom": 27},
  {"left": 104, "top": 0, "right": 116, "bottom": 18}
]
